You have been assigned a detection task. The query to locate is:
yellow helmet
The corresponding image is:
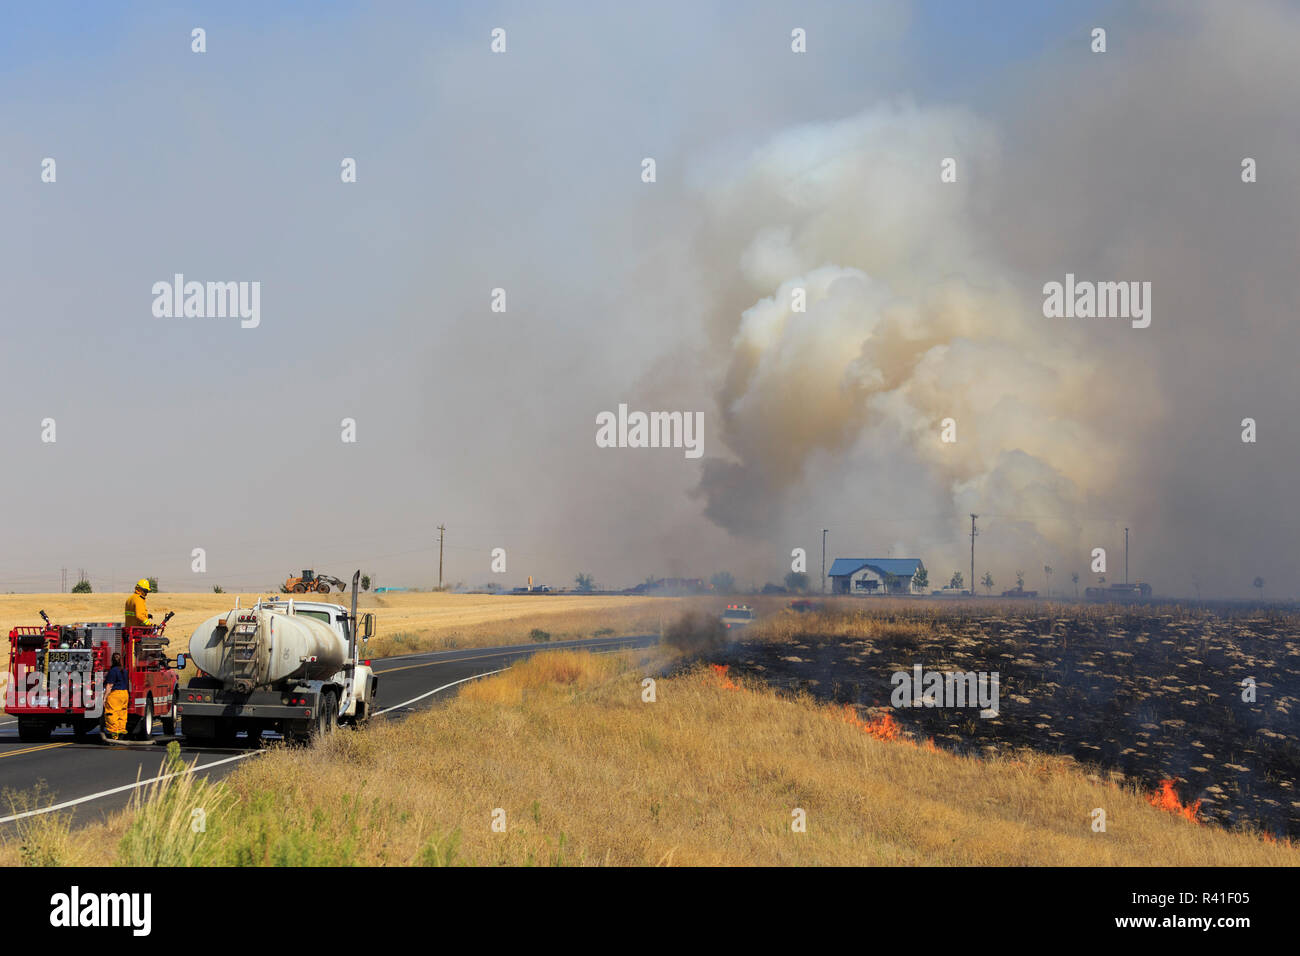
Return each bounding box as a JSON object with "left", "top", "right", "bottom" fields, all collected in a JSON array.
[{"left": 136, "top": 578, "right": 151, "bottom": 592}]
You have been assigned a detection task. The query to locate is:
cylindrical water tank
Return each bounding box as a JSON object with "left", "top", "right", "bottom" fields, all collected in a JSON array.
[{"left": 187, "top": 606, "right": 347, "bottom": 690}]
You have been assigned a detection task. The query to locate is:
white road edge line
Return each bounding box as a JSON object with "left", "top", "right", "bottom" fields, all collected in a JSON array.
[
  {"left": 0, "top": 667, "right": 510, "bottom": 824},
  {"left": 0, "top": 752, "right": 256, "bottom": 825},
  {"left": 374, "top": 668, "right": 507, "bottom": 716}
]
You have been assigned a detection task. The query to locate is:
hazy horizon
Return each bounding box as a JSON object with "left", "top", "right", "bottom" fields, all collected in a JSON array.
[{"left": 2, "top": 1, "right": 1296, "bottom": 600}]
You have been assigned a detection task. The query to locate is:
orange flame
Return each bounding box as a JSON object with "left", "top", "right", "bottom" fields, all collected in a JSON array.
[
  {"left": 705, "top": 663, "right": 951, "bottom": 757},
  {"left": 1147, "top": 779, "right": 1202, "bottom": 824},
  {"left": 709, "top": 663, "right": 740, "bottom": 691},
  {"left": 837, "top": 703, "right": 902, "bottom": 742}
]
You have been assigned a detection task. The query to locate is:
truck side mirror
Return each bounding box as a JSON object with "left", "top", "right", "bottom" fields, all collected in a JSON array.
[
  {"left": 174, "top": 653, "right": 187, "bottom": 670},
  {"left": 362, "top": 613, "right": 375, "bottom": 642}
]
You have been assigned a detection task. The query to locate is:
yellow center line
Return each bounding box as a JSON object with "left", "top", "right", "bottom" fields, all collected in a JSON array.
[{"left": 0, "top": 742, "right": 72, "bottom": 759}]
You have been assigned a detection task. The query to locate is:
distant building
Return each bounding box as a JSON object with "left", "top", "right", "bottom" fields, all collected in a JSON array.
[{"left": 828, "top": 558, "right": 926, "bottom": 595}]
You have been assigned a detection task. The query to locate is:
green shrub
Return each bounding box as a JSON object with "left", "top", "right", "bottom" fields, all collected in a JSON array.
[
  {"left": 118, "top": 742, "right": 232, "bottom": 866},
  {"left": 418, "top": 828, "right": 464, "bottom": 866}
]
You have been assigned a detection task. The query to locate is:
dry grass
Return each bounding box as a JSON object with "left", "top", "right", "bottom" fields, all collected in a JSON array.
[
  {"left": 359, "top": 593, "right": 676, "bottom": 658},
  {"left": 0, "top": 783, "right": 81, "bottom": 866},
  {"left": 0, "top": 592, "right": 675, "bottom": 699},
  {"left": 14, "top": 645, "right": 1293, "bottom": 866}
]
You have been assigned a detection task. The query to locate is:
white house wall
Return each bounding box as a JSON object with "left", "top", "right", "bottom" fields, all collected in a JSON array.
[{"left": 846, "top": 567, "right": 924, "bottom": 594}]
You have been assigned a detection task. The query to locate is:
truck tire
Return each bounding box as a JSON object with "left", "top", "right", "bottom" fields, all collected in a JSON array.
[
  {"left": 161, "top": 698, "right": 177, "bottom": 736},
  {"left": 17, "top": 718, "right": 51, "bottom": 743},
  {"left": 313, "top": 690, "right": 338, "bottom": 741},
  {"left": 133, "top": 696, "right": 155, "bottom": 740},
  {"left": 317, "top": 584, "right": 330, "bottom": 594}
]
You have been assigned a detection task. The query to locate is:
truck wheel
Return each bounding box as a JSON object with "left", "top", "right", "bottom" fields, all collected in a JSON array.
[
  {"left": 292, "top": 583, "right": 308, "bottom": 593},
  {"left": 17, "top": 718, "right": 51, "bottom": 743},
  {"left": 317, "top": 584, "right": 330, "bottom": 594},
  {"left": 312, "top": 691, "right": 338, "bottom": 741},
  {"left": 134, "top": 697, "right": 155, "bottom": 739},
  {"left": 161, "top": 698, "right": 177, "bottom": 736},
  {"left": 216, "top": 720, "right": 239, "bottom": 747}
]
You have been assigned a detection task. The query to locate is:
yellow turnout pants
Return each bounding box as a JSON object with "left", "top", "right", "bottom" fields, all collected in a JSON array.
[{"left": 105, "top": 689, "right": 129, "bottom": 735}]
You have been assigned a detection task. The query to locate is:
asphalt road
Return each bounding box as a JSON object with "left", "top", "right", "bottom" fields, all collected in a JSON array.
[{"left": 0, "top": 634, "right": 655, "bottom": 829}]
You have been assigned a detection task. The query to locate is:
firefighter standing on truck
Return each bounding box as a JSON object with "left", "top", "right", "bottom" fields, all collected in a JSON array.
[
  {"left": 103, "top": 653, "right": 129, "bottom": 740},
  {"left": 125, "top": 579, "right": 152, "bottom": 627}
]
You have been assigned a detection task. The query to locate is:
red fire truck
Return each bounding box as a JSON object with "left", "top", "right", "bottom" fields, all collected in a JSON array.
[{"left": 4, "top": 610, "right": 180, "bottom": 742}]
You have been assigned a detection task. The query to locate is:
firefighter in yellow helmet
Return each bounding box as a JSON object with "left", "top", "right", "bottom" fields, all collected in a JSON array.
[{"left": 125, "top": 579, "right": 153, "bottom": 628}]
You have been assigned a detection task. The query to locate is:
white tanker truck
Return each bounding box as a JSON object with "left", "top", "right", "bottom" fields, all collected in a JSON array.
[{"left": 175, "top": 571, "right": 378, "bottom": 744}]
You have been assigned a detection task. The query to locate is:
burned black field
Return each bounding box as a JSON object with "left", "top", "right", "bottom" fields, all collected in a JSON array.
[{"left": 720, "top": 604, "right": 1300, "bottom": 839}]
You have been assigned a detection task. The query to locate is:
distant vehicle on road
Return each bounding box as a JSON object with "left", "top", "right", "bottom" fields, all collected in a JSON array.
[
  {"left": 1085, "top": 583, "right": 1152, "bottom": 601},
  {"left": 722, "top": 604, "right": 755, "bottom": 629},
  {"left": 1000, "top": 587, "right": 1039, "bottom": 598}
]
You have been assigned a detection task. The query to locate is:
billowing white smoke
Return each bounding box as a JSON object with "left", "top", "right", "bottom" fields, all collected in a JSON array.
[{"left": 694, "top": 104, "right": 1147, "bottom": 569}]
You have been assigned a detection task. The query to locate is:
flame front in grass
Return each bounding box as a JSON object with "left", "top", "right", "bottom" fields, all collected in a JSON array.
[
  {"left": 709, "top": 663, "right": 740, "bottom": 691},
  {"left": 1147, "top": 779, "right": 1202, "bottom": 824},
  {"left": 838, "top": 703, "right": 902, "bottom": 742}
]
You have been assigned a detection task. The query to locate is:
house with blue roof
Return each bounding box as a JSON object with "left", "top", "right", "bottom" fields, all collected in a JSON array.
[{"left": 828, "top": 558, "right": 926, "bottom": 595}]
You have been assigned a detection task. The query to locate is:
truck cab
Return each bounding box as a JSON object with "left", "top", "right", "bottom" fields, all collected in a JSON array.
[
  {"left": 249, "top": 599, "right": 378, "bottom": 725},
  {"left": 721, "top": 604, "right": 755, "bottom": 629}
]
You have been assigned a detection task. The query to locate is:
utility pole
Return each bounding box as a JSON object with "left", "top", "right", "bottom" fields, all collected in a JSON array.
[
  {"left": 1124, "top": 527, "right": 1129, "bottom": 585},
  {"left": 437, "top": 524, "right": 446, "bottom": 590},
  {"left": 969, "top": 514, "right": 978, "bottom": 596},
  {"left": 821, "top": 529, "right": 828, "bottom": 594},
  {"left": 61, "top": 568, "right": 67, "bottom": 593}
]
